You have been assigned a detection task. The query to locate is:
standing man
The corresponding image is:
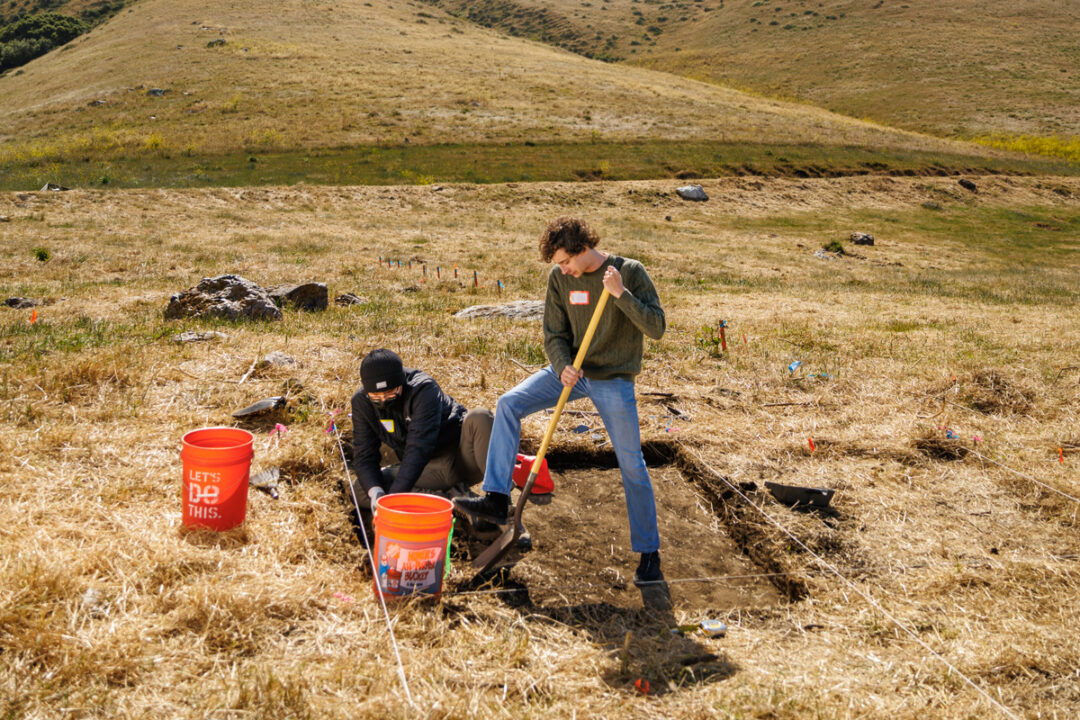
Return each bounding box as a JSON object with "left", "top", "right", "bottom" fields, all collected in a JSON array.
[
  {"left": 351, "top": 349, "right": 493, "bottom": 513},
  {"left": 454, "top": 217, "right": 666, "bottom": 586}
]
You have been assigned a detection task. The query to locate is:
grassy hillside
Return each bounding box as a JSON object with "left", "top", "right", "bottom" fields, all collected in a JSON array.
[
  {"left": 2, "top": 175, "right": 1079, "bottom": 717},
  {"left": 0, "top": 0, "right": 125, "bottom": 26},
  {"left": 426, "top": 0, "right": 1080, "bottom": 143},
  {"left": 3, "top": 0, "right": 1068, "bottom": 190}
]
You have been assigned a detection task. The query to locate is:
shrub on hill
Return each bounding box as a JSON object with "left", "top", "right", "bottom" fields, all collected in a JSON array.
[
  {"left": 0, "top": 12, "right": 87, "bottom": 72},
  {"left": 79, "top": 0, "right": 125, "bottom": 22}
]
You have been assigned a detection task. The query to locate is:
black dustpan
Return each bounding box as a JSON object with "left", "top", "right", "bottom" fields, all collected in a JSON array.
[{"left": 765, "top": 481, "right": 835, "bottom": 508}]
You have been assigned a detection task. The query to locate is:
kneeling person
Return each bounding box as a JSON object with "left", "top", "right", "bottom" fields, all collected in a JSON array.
[{"left": 351, "top": 349, "right": 492, "bottom": 511}]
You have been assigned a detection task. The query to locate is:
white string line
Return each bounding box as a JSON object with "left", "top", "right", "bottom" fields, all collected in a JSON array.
[
  {"left": 445, "top": 572, "right": 790, "bottom": 598},
  {"left": 681, "top": 442, "right": 1021, "bottom": 720},
  {"left": 445, "top": 556, "right": 1080, "bottom": 599},
  {"left": 966, "top": 447, "right": 1080, "bottom": 504},
  {"left": 333, "top": 429, "right": 414, "bottom": 707},
  {"left": 894, "top": 555, "right": 1080, "bottom": 569}
]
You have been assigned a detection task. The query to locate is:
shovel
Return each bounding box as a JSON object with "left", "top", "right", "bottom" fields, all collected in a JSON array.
[{"left": 471, "top": 287, "right": 612, "bottom": 574}]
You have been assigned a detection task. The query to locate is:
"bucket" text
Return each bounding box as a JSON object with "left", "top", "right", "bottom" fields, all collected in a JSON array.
[{"left": 402, "top": 568, "right": 436, "bottom": 587}]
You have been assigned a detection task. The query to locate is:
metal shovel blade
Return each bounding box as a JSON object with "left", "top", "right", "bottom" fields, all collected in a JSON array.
[
  {"left": 232, "top": 396, "right": 286, "bottom": 417},
  {"left": 471, "top": 471, "right": 536, "bottom": 571}
]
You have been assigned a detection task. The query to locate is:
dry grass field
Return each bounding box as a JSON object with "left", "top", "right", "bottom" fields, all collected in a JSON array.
[
  {"left": 427, "top": 0, "right": 1080, "bottom": 142},
  {"left": 3, "top": 175, "right": 1079, "bottom": 718}
]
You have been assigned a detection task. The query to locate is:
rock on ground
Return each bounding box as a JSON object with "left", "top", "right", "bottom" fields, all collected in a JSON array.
[
  {"left": 335, "top": 292, "right": 366, "bottom": 306},
  {"left": 454, "top": 300, "right": 544, "bottom": 320},
  {"left": 5, "top": 297, "right": 41, "bottom": 309},
  {"left": 261, "top": 351, "right": 296, "bottom": 367},
  {"left": 676, "top": 184, "right": 709, "bottom": 201},
  {"left": 268, "top": 282, "right": 328, "bottom": 312},
  {"left": 164, "top": 275, "right": 282, "bottom": 321},
  {"left": 174, "top": 331, "right": 229, "bottom": 343},
  {"left": 850, "top": 232, "right": 875, "bottom": 246}
]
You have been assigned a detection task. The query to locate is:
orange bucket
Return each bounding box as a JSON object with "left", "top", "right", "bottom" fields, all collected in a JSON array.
[
  {"left": 373, "top": 493, "right": 453, "bottom": 599},
  {"left": 180, "top": 427, "right": 254, "bottom": 531}
]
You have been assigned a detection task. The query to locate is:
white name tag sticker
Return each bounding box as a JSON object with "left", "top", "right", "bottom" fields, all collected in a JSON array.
[
  {"left": 381, "top": 419, "right": 395, "bottom": 433},
  {"left": 569, "top": 290, "right": 590, "bottom": 305}
]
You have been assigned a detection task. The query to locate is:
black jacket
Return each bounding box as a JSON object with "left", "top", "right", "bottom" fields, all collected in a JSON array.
[{"left": 350, "top": 368, "right": 466, "bottom": 494}]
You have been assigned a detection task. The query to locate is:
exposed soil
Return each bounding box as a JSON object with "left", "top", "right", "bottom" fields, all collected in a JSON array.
[{"left": 458, "top": 466, "right": 782, "bottom": 612}]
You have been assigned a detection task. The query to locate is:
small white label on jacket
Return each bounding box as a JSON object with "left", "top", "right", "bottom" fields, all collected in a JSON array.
[
  {"left": 569, "top": 290, "right": 590, "bottom": 305},
  {"left": 381, "top": 419, "right": 395, "bottom": 433}
]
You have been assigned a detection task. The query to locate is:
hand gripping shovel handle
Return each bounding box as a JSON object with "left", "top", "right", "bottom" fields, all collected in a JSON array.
[{"left": 472, "top": 288, "right": 611, "bottom": 571}]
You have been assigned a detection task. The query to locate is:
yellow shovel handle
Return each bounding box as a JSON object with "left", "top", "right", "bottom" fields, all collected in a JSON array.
[{"left": 531, "top": 288, "right": 611, "bottom": 469}]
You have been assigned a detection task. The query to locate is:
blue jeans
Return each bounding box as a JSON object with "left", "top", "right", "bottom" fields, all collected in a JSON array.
[{"left": 482, "top": 367, "right": 660, "bottom": 553}]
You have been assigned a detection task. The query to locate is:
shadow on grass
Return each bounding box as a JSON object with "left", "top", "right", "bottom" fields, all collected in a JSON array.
[
  {"left": 457, "top": 563, "right": 736, "bottom": 696},
  {"left": 178, "top": 524, "right": 252, "bottom": 548}
]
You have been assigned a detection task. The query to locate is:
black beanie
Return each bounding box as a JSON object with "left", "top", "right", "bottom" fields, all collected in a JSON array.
[{"left": 361, "top": 348, "right": 405, "bottom": 393}]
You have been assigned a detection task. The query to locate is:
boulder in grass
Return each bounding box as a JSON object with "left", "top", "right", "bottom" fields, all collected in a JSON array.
[
  {"left": 174, "top": 331, "right": 228, "bottom": 343},
  {"left": 164, "top": 274, "right": 282, "bottom": 321},
  {"left": 850, "top": 232, "right": 875, "bottom": 246},
  {"left": 676, "top": 184, "right": 708, "bottom": 202},
  {"left": 958, "top": 178, "right": 978, "bottom": 193},
  {"left": 455, "top": 300, "right": 544, "bottom": 321},
  {"left": 268, "top": 282, "right": 328, "bottom": 312},
  {"left": 260, "top": 351, "right": 296, "bottom": 368},
  {"left": 335, "top": 292, "right": 366, "bottom": 306}
]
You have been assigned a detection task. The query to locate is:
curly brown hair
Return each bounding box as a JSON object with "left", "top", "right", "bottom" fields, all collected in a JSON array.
[{"left": 538, "top": 216, "right": 599, "bottom": 262}]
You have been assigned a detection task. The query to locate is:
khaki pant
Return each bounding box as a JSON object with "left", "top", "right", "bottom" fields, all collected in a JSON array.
[{"left": 354, "top": 408, "right": 493, "bottom": 509}]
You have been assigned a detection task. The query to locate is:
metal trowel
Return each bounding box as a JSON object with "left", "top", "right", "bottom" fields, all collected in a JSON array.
[
  {"left": 250, "top": 467, "right": 280, "bottom": 499},
  {"left": 232, "top": 396, "right": 286, "bottom": 417}
]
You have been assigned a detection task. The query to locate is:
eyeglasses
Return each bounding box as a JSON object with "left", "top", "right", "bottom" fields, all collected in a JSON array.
[{"left": 368, "top": 387, "right": 401, "bottom": 402}]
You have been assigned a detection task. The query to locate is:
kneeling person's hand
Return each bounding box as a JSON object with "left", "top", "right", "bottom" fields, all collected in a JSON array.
[{"left": 368, "top": 486, "right": 386, "bottom": 509}]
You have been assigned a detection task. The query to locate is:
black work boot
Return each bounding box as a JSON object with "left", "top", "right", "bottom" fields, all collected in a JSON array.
[
  {"left": 453, "top": 492, "right": 510, "bottom": 525},
  {"left": 634, "top": 551, "right": 663, "bottom": 586}
]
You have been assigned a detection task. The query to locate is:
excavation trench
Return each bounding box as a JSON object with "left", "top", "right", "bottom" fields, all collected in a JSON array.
[{"left": 451, "top": 440, "right": 807, "bottom": 609}]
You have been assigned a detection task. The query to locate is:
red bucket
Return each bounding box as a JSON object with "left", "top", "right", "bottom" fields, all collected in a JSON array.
[
  {"left": 512, "top": 453, "right": 554, "bottom": 494},
  {"left": 181, "top": 427, "right": 254, "bottom": 531}
]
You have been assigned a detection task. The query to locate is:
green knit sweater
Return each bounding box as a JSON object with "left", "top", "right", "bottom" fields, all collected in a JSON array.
[{"left": 543, "top": 254, "right": 665, "bottom": 381}]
